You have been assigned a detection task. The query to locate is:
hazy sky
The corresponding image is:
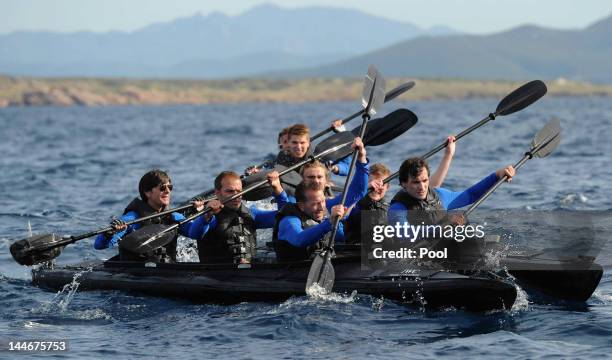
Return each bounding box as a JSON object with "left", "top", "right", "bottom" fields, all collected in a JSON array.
[{"left": 2, "top": 0, "right": 612, "bottom": 35}]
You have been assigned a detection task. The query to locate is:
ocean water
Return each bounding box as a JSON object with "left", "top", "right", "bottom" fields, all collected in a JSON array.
[{"left": 1, "top": 95, "right": 612, "bottom": 359}]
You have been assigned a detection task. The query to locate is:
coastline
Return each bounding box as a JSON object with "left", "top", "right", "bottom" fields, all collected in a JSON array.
[{"left": 1, "top": 75, "right": 611, "bottom": 107}]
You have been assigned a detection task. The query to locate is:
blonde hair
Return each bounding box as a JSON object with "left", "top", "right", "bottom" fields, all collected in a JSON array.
[
  {"left": 300, "top": 160, "right": 330, "bottom": 182},
  {"left": 370, "top": 163, "right": 391, "bottom": 178},
  {"left": 288, "top": 123, "right": 310, "bottom": 138}
]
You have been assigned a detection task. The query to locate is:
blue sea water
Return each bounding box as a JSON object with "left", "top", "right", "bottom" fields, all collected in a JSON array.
[{"left": 1, "top": 96, "right": 612, "bottom": 359}]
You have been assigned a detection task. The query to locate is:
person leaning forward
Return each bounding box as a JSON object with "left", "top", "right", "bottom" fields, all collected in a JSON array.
[{"left": 272, "top": 181, "right": 349, "bottom": 262}]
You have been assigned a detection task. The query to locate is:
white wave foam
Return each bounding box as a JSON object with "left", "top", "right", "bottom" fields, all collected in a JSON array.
[
  {"left": 592, "top": 290, "right": 612, "bottom": 302},
  {"left": 510, "top": 283, "right": 530, "bottom": 312},
  {"left": 560, "top": 193, "right": 589, "bottom": 205}
]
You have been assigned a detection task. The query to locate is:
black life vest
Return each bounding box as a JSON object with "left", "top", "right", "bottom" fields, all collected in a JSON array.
[
  {"left": 274, "top": 147, "right": 314, "bottom": 171},
  {"left": 344, "top": 195, "right": 389, "bottom": 244},
  {"left": 390, "top": 188, "right": 446, "bottom": 226},
  {"left": 272, "top": 203, "right": 324, "bottom": 261},
  {"left": 197, "top": 203, "right": 257, "bottom": 264},
  {"left": 119, "top": 197, "right": 179, "bottom": 262}
]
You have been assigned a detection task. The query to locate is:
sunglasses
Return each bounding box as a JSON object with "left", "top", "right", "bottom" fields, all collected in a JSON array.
[{"left": 159, "top": 184, "right": 174, "bottom": 192}]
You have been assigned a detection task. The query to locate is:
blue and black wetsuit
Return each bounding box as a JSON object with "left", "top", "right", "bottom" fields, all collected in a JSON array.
[
  {"left": 272, "top": 203, "right": 346, "bottom": 261},
  {"left": 388, "top": 172, "right": 499, "bottom": 239},
  {"left": 189, "top": 192, "right": 289, "bottom": 263},
  {"left": 93, "top": 198, "right": 200, "bottom": 262}
]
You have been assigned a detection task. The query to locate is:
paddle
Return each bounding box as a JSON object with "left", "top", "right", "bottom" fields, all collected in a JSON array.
[
  {"left": 463, "top": 118, "right": 561, "bottom": 217},
  {"left": 240, "top": 109, "right": 418, "bottom": 201},
  {"left": 383, "top": 80, "right": 548, "bottom": 184},
  {"left": 351, "top": 108, "right": 418, "bottom": 147},
  {"left": 10, "top": 201, "right": 201, "bottom": 266},
  {"left": 310, "top": 81, "right": 415, "bottom": 141},
  {"left": 306, "top": 65, "right": 386, "bottom": 294},
  {"left": 120, "top": 131, "right": 359, "bottom": 255}
]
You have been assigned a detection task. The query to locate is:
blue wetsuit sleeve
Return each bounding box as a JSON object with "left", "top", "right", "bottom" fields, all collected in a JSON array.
[
  {"left": 278, "top": 217, "right": 334, "bottom": 248},
  {"left": 173, "top": 212, "right": 200, "bottom": 238},
  {"left": 93, "top": 212, "right": 139, "bottom": 249},
  {"left": 326, "top": 160, "right": 369, "bottom": 210},
  {"left": 286, "top": 194, "right": 296, "bottom": 203},
  {"left": 250, "top": 206, "right": 278, "bottom": 229},
  {"left": 187, "top": 214, "right": 215, "bottom": 240},
  {"left": 275, "top": 191, "right": 289, "bottom": 210},
  {"left": 437, "top": 172, "right": 498, "bottom": 210},
  {"left": 348, "top": 202, "right": 361, "bottom": 222},
  {"left": 333, "top": 156, "right": 351, "bottom": 176}
]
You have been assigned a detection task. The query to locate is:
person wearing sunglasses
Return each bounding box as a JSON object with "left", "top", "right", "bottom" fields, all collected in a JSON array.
[{"left": 93, "top": 169, "right": 204, "bottom": 262}]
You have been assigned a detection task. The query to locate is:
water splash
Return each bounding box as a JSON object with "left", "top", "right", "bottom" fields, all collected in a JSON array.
[
  {"left": 510, "top": 282, "right": 530, "bottom": 312},
  {"left": 176, "top": 236, "right": 199, "bottom": 262},
  {"left": 35, "top": 267, "right": 92, "bottom": 313}
]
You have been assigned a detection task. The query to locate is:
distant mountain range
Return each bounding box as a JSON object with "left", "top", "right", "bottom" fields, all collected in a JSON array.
[
  {"left": 0, "top": 4, "right": 456, "bottom": 78},
  {"left": 282, "top": 13, "right": 612, "bottom": 83},
  {"left": 2, "top": 4, "right": 611, "bottom": 83}
]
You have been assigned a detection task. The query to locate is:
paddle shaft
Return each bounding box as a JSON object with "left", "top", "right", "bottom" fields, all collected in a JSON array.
[
  {"left": 327, "top": 114, "right": 370, "bottom": 247},
  {"left": 310, "top": 81, "right": 414, "bottom": 141},
  {"left": 29, "top": 202, "right": 197, "bottom": 251},
  {"left": 142, "top": 141, "right": 355, "bottom": 245},
  {"left": 463, "top": 155, "right": 528, "bottom": 217},
  {"left": 464, "top": 131, "right": 558, "bottom": 217}
]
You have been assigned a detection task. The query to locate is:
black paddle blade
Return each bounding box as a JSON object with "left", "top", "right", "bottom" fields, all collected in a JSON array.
[
  {"left": 306, "top": 251, "right": 336, "bottom": 294},
  {"left": 241, "top": 165, "right": 302, "bottom": 201},
  {"left": 10, "top": 234, "right": 64, "bottom": 266},
  {"left": 351, "top": 108, "right": 418, "bottom": 147},
  {"left": 531, "top": 118, "right": 561, "bottom": 158},
  {"left": 120, "top": 224, "right": 177, "bottom": 255},
  {"left": 495, "top": 80, "right": 547, "bottom": 116},
  {"left": 384, "top": 81, "right": 415, "bottom": 102},
  {"left": 314, "top": 131, "right": 355, "bottom": 163}
]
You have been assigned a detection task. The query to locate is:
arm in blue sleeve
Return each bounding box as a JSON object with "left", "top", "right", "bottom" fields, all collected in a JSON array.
[
  {"left": 275, "top": 191, "right": 289, "bottom": 210},
  {"left": 326, "top": 160, "right": 369, "bottom": 210},
  {"left": 186, "top": 214, "right": 214, "bottom": 240},
  {"left": 438, "top": 172, "right": 498, "bottom": 210},
  {"left": 251, "top": 206, "right": 278, "bottom": 229},
  {"left": 173, "top": 212, "right": 199, "bottom": 239},
  {"left": 335, "top": 221, "right": 346, "bottom": 244},
  {"left": 333, "top": 156, "right": 351, "bottom": 176},
  {"left": 278, "top": 217, "right": 334, "bottom": 248},
  {"left": 93, "top": 212, "right": 139, "bottom": 250}
]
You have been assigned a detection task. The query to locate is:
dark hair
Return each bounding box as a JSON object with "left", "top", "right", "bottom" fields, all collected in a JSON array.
[
  {"left": 214, "top": 171, "right": 241, "bottom": 190},
  {"left": 277, "top": 127, "right": 290, "bottom": 144},
  {"left": 294, "top": 181, "right": 324, "bottom": 203},
  {"left": 398, "top": 158, "right": 430, "bottom": 183},
  {"left": 139, "top": 169, "right": 171, "bottom": 202}
]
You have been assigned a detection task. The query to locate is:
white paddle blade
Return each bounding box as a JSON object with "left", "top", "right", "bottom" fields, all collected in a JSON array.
[
  {"left": 361, "top": 65, "right": 386, "bottom": 116},
  {"left": 531, "top": 118, "right": 561, "bottom": 158}
]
